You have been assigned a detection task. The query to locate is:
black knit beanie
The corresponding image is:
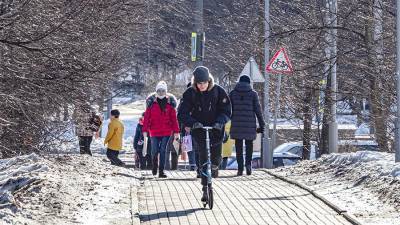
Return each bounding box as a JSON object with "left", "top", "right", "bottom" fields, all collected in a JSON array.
[
  {"left": 193, "top": 66, "right": 210, "bottom": 83},
  {"left": 239, "top": 75, "right": 251, "bottom": 84}
]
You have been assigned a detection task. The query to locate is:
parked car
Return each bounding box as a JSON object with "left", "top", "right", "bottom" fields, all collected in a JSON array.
[
  {"left": 272, "top": 142, "right": 318, "bottom": 167},
  {"left": 225, "top": 152, "right": 262, "bottom": 170},
  {"left": 338, "top": 140, "right": 379, "bottom": 152},
  {"left": 225, "top": 142, "right": 318, "bottom": 169}
]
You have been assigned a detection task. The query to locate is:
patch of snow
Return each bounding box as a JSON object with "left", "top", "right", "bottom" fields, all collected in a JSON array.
[
  {"left": 274, "top": 151, "right": 400, "bottom": 225},
  {"left": 0, "top": 153, "right": 139, "bottom": 224}
]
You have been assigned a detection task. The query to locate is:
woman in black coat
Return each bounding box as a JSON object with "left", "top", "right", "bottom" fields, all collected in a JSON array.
[{"left": 229, "top": 75, "right": 265, "bottom": 176}]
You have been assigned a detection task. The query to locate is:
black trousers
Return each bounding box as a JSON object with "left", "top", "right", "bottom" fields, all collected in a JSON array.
[
  {"left": 106, "top": 149, "right": 124, "bottom": 166},
  {"left": 194, "top": 137, "right": 222, "bottom": 186},
  {"left": 79, "top": 136, "right": 93, "bottom": 156},
  {"left": 235, "top": 139, "right": 253, "bottom": 171},
  {"left": 137, "top": 151, "right": 152, "bottom": 169}
]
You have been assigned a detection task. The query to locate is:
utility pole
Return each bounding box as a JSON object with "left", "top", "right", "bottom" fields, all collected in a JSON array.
[
  {"left": 194, "top": 0, "right": 204, "bottom": 66},
  {"left": 328, "top": 0, "right": 338, "bottom": 153},
  {"left": 262, "top": 0, "right": 272, "bottom": 169},
  {"left": 395, "top": 0, "right": 400, "bottom": 162}
]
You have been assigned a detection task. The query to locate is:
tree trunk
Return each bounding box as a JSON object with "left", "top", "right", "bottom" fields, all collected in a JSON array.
[
  {"left": 320, "top": 72, "right": 332, "bottom": 156},
  {"left": 303, "top": 88, "right": 313, "bottom": 159},
  {"left": 367, "top": 0, "right": 388, "bottom": 151}
]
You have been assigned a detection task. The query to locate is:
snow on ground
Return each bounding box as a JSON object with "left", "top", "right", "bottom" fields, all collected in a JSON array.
[
  {"left": 101, "top": 100, "right": 144, "bottom": 140},
  {"left": 274, "top": 151, "right": 400, "bottom": 225},
  {"left": 0, "top": 153, "right": 139, "bottom": 225}
]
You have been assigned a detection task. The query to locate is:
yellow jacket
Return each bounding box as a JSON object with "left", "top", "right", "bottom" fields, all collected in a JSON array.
[
  {"left": 222, "top": 121, "right": 234, "bottom": 158},
  {"left": 104, "top": 118, "right": 124, "bottom": 151}
]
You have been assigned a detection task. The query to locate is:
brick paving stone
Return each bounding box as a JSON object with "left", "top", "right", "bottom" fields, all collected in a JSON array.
[{"left": 137, "top": 170, "right": 354, "bottom": 225}]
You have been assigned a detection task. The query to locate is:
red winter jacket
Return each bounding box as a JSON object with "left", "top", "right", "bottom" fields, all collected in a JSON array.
[{"left": 143, "top": 100, "right": 180, "bottom": 137}]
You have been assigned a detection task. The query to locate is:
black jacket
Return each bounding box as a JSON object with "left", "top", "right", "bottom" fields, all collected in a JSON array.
[
  {"left": 133, "top": 123, "right": 151, "bottom": 152},
  {"left": 229, "top": 82, "right": 265, "bottom": 140},
  {"left": 178, "top": 78, "right": 231, "bottom": 144}
]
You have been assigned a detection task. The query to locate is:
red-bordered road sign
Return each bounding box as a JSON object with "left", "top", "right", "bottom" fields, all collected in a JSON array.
[{"left": 266, "top": 48, "right": 293, "bottom": 74}]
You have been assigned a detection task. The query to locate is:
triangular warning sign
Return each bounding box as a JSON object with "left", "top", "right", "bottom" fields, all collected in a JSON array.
[
  {"left": 240, "top": 57, "right": 264, "bottom": 83},
  {"left": 266, "top": 48, "right": 293, "bottom": 74}
]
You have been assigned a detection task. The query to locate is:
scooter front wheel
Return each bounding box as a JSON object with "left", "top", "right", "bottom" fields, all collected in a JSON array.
[{"left": 208, "top": 187, "right": 213, "bottom": 209}]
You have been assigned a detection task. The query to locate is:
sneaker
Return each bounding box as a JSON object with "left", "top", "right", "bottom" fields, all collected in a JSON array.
[
  {"left": 237, "top": 170, "right": 243, "bottom": 176},
  {"left": 190, "top": 165, "right": 197, "bottom": 171},
  {"left": 201, "top": 186, "right": 208, "bottom": 202},
  {"left": 196, "top": 169, "right": 201, "bottom": 178},
  {"left": 246, "top": 165, "right": 252, "bottom": 175}
]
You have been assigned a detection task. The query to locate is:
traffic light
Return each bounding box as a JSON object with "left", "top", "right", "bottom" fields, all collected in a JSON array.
[{"left": 191, "top": 32, "right": 205, "bottom": 62}]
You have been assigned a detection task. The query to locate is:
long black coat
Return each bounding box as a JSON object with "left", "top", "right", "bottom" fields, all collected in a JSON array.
[
  {"left": 229, "top": 82, "right": 265, "bottom": 140},
  {"left": 177, "top": 77, "right": 231, "bottom": 145}
]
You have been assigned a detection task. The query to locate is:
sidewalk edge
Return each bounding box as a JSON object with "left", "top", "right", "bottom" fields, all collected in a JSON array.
[
  {"left": 261, "top": 169, "right": 362, "bottom": 225},
  {"left": 130, "top": 172, "right": 142, "bottom": 225}
]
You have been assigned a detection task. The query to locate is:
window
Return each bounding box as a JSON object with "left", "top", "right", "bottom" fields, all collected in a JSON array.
[{"left": 287, "top": 146, "right": 303, "bottom": 156}]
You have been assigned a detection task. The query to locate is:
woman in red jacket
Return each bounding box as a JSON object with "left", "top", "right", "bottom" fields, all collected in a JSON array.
[{"left": 143, "top": 81, "right": 180, "bottom": 178}]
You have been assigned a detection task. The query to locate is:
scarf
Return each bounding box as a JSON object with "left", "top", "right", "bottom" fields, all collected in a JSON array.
[{"left": 157, "top": 97, "right": 168, "bottom": 112}]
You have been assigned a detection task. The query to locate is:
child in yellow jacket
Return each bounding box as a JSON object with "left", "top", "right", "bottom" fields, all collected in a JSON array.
[{"left": 104, "top": 109, "right": 125, "bottom": 166}]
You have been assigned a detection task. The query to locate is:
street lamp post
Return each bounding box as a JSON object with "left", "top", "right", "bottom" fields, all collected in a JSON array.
[
  {"left": 395, "top": 0, "right": 400, "bottom": 162},
  {"left": 262, "top": 0, "right": 272, "bottom": 169}
]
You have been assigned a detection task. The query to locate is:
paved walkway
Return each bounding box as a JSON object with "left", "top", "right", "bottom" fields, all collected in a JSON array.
[{"left": 136, "top": 170, "right": 353, "bottom": 225}]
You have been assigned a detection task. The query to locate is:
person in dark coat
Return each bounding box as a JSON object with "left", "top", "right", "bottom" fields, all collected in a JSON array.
[
  {"left": 133, "top": 113, "right": 152, "bottom": 169},
  {"left": 229, "top": 75, "right": 265, "bottom": 176},
  {"left": 178, "top": 66, "right": 231, "bottom": 202}
]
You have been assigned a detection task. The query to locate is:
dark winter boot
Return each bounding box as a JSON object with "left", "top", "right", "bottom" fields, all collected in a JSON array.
[
  {"left": 196, "top": 168, "right": 201, "bottom": 178},
  {"left": 246, "top": 165, "right": 252, "bottom": 175},
  {"left": 152, "top": 157, "right": 158, "bottom": 175},
  {"left": 158, "top": 170, "right": 167, "bottom": 178},
  {"left": 237, "top": 170, "right": 243, "bottom": 176},
  {"left": 201, "top": 186, "right": 208, "bottom": 202}
]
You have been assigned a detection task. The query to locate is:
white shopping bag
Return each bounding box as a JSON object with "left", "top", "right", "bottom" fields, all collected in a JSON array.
[
  {"left": 143, "top": 137, "right": 148, "bottom": 156},
  {"left": 182, "top": 135, "right": 193, "bottom": 152},
  {"left": 172, "top": 138, "right": 180, "bottom": 154}
]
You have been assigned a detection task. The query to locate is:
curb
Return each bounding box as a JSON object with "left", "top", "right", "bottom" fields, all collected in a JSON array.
[
  {"left": 261, "top": 169, "right": 362, "bottom": 225},
  {"left": 130, "top": 172, "right": 144, "bottom": 225}
]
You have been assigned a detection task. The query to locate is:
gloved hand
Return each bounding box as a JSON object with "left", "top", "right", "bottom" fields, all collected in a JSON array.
[
  {"left": 213, "top": 123, "right": 223, "bottom": 131},
  {"left": 192, "top": 122, "right": 204, "bottom": 129},
  {"left": 256, "top": 126, "right": 265, "bottom": 134},
  {"left": 223, "top": 132, "right": 229, "bottom": 143},
  {"left": 173, "top": 133, "right": 180, "bottom": 141}
]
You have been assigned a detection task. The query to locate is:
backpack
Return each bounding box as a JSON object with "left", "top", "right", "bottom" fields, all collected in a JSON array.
[{"left": 88, "top": 113, "right": 102, "bottom": 132}]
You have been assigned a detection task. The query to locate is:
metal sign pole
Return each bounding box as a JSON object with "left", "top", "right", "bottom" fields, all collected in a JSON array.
[
  {"left": 272, "top": 74, "right": 282, "bottom": 150},
  {"left": 194, "top": 0, "right": 203, "bottom": 66}
]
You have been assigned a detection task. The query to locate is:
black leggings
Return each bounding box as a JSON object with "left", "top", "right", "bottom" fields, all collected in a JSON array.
[
  {"left": 235, "top": 139, "right": 253, "bottom": 171},
  {"left": 79, "top": 136, "right": 93, "bottom": 156},
  {"left": 106, "top": 148, "right": 124, "bottom": 166},
  {"left": 194, "top": 137, "right": 222, "bottom": 186}
]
